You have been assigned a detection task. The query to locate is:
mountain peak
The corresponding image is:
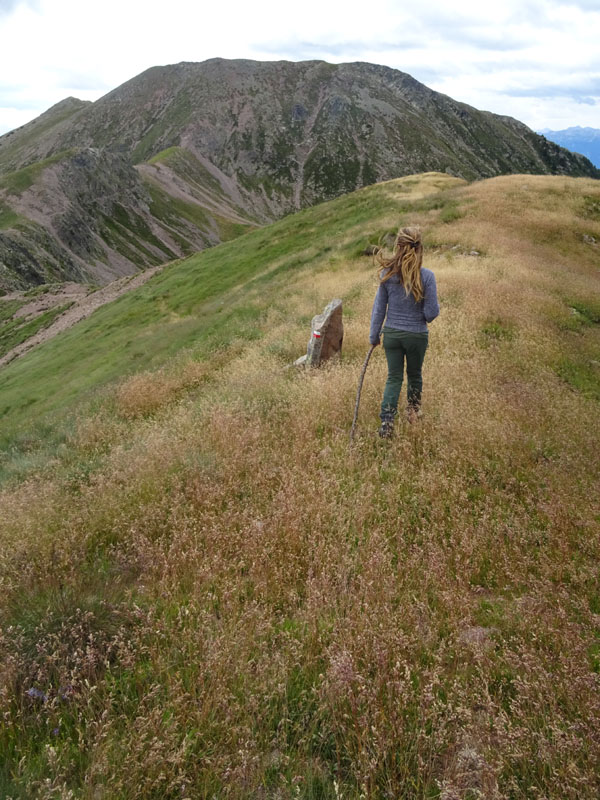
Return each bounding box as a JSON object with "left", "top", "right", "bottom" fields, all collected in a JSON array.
[
  {"left": 48, "top": 96, "right": 90, "bottom": 111},
  {"left": 1, "top": 58, "right": 598, "bottom": 291}
]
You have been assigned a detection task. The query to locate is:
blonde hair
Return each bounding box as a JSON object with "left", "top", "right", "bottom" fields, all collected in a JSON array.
[{"left": 377, "top": 226, "right": 424, "bottom": 302}]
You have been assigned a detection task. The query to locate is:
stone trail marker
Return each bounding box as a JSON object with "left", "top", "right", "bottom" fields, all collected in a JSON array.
[{"left": 294, "top": 298, "right": 343, "bottom": 368}]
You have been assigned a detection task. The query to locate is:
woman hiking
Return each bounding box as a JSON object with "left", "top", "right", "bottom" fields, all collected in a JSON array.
[{"left": 369, "top": 226, "right": 439, "bottom": 438}]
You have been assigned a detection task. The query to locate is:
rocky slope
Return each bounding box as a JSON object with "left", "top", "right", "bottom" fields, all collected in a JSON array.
[
  {"left": 1, "top": 58, "right": 598, "bottom": 291},
  {"left": 0, "top": 145, "right": 252, "bottom": 288}
]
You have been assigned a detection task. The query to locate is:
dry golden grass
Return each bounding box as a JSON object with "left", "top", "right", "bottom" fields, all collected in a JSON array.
[
  {"left": 114, "top": 361, "right": 209, "bottom": 420},
  {"left": 0, "top": 174, "right": 599, "bottom": 798}
]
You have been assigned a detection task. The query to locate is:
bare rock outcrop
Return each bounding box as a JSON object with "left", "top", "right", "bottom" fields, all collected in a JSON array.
[{"left": 294, "top": 298, "right": 343, "bottom": 368}]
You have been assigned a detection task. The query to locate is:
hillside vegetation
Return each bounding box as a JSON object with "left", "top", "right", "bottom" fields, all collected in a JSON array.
[
  {"left": 1, "top": 58, "right": 598, "bottom": 291},
  {"left": 0, "top": 173, "right": 599, "bottom": 798}
]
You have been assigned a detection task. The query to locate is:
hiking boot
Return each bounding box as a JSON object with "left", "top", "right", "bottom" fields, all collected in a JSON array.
[
  {"left": 378, "top": 417, "right": 395, "bottom": 439},
  {"left": 406, "top": 404, "right": 423, "bottom": 424}
]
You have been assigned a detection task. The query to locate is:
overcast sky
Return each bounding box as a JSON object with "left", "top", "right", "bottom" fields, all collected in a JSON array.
[{"left": 1, "top": 0, "right": 599, "bottom": 136}]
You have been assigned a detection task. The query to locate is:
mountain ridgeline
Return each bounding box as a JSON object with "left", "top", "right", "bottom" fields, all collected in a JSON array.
[
  {"left": 539, "top": 127, "right": 600, "bottom": 169},
  {"left": 0, "top": 58, "right": 598, "bottom": 291}
]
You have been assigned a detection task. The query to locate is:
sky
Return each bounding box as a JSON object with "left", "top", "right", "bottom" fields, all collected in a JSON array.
[{"left": 0, "top": 0, "right": 599, "bottom": 136}]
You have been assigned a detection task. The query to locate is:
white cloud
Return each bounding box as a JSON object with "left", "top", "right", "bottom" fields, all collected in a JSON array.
[
  {"left": 0, "top": 0, "right": 599, "bottom": 135},
  {"left": 0, "top": 0, "right": 39, "bottom": 16}
]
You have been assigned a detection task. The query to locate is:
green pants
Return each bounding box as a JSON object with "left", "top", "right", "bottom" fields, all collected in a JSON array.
[{"left": 380, "top": 327, "right": 429, "bottom": 419}]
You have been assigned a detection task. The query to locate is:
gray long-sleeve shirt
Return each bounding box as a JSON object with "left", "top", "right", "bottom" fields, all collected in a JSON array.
[{"left": 369, "top": 268, "right": 439, "bottom": 344}]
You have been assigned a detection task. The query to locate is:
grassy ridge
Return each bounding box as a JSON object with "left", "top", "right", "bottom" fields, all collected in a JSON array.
[
  {"left": 147, "top": 146, "right": 229, "bottom": 203},
  {"left": 0, "top": 173, "right": 599, "bottom": 798},
  {"left": 0, "top": 173, "right": 459, "bottom": 444},
  {"left": 142, "top": 147, "right": 257, "bottom": 251}
]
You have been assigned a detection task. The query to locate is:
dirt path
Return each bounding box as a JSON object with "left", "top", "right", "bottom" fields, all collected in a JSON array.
[{"left": 0, "top": 264, "right": 169, "bottom": 369}]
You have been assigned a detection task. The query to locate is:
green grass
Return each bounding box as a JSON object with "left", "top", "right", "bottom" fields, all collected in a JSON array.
[
  {"left": 145, "top": 179, "right": 254, "bottom": 249},
  {"left": 100, "top": 202, "right": 178, "bottom": 264},
  {"left": 568, "top": 298, "right": 600, "bottom": 325},
  {"left": 581, "top": 194, "right": 600, "bottom": 220},
  {"left": 147, "top": 146, "right": 183, "bottom": 166},
  {"left": 0, "top": 298, "right": 25, "bottom": 323},
  {"left": 213, "top": 212, "right": 256, "bottom": 242},
  {"left": 0, "top": 150, "right": 74, "bottom": 195},
  {"left": 147, "top": 146, "right": 229, "bottom": 203},
  {"left": 553, "top": 296, "right": 600, "bottom": 398},
  {"left": 130, "top": 94, "right": 194, "bottom": 164},
  {"left": 23, "top": 282, "right": 66, "bottom": 298},
  {"left": 0, "top": 102, "right": 86, "bottom": 173},
  {"left": 556, "top": 357, "right": 600, "bottom": 400},
  {"left": 554, "top": 298, "right": 600, "bottom": 332},
  {"left": 0, "top": 176, "right": 419, "bottom": 444},
  {"left": 0, "top": 302, "right": 74, "bottom": 360},
  {"left": 439, "top": 202, "right": 465, "bottom": 224},
  {"left": 479, "top": 318, "right": 516, "bottom": 346},
  {"left": 146, "top": 182, "right": 212, "bottom": 234},
  {"left": 0, "top": 200, "right": 21, "bottom": 229}
]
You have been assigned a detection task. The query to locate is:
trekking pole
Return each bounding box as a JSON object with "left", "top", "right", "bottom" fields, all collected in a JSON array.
[{"left": 349, "top": 344, "right": 376, "bottom": 445}]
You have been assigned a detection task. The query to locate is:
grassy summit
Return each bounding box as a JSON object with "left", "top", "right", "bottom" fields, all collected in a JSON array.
[{"left": 0, "top": 173, "right": 599, "bottom": 798}]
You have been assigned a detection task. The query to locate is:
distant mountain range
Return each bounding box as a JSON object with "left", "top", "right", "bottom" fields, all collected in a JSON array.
[
  {"left": 538, "top": 127, "right": 600, "bottom": 168},
  {"left": 1, "top": 58, "right": 598, "bottom": 292}
]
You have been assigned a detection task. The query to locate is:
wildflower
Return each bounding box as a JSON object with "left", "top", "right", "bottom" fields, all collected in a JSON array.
[{"left": 25, "top": 687, "right": 48, "bottom": 702}]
